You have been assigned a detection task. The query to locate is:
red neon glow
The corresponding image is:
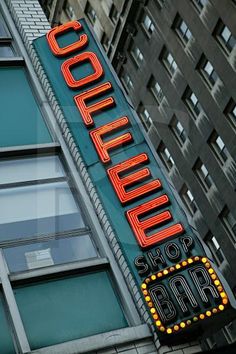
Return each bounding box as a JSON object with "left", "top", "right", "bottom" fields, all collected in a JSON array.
[
  {"left": 107, "top": 153, "right": 162, "bottom": 204},
  {"left": 74, "top": 82, "right": 115, "bottom": 127},
  {"left": 90, "top": 117, "right": 133, "bottom": 164},
  {"left": 46, "top": 21, "right": 88, "bottom": 57},
  {"left": 61, "top": 52, "right": 103, "bottom": 89},
  {"left": 126, "top": 195, "right": 184, "bottom": 248}
]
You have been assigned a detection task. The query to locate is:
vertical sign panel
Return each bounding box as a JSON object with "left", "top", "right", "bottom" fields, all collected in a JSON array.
[{"left": 34, "top": 20, "right": 236, "bottom": 343}]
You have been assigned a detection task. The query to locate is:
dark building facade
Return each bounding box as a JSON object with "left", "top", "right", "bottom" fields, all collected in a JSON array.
[
  {"left": 39, "top": 0, "right": 236, "bottom": 351},
  {"left": 113, "top": 0, "right": 236, "bottom": 349}
]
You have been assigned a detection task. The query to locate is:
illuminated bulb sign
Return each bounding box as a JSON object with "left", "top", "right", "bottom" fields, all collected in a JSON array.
[{"left": 34, "top": 20, "right": 236, "bottom": 342}]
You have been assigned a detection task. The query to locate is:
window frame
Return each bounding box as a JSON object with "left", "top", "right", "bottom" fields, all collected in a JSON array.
[
  {"left": 180, "top": 185, "right": 197, "bottom": 216},
  {"left": 224, "top": 98, "right": 236, "bottom": 128},
  {"left": 208, "top": 131, "right": 230, "bottom": 164},
  {"left": 170, "top": 116, "right": 187, "bottom": 146},
  {"left": 129, "top": 41, "right": 144, "bottom": 68},
  {"left": 157, "top": 142, "right": 175, "bottom": 171},
  {"left": 214, "top": 19, "right": 236, "bottom": 55},
  {"left": 160, "top": 47, "right": 178, "bottom": 78},
  {"left": 205, "top": 232, "right": 224, "bottom": 265},
  {"left": 183, "top": 87, "right": 205, "bottom": 120},
  {"left": 137, "top": 103, "right": 153, "bottom": 131},
  {"left": 194, "top": 158, "right": 213, "bottom": 192},
  {"left": 148, "top": 75, "right": 164, "bottom": 105},
  {"left": 174, "top": 15, "right": 193, "bottom": 45},
  {"left": 220, "top": 207, "right": 236, "bottom": 243},
  {"left": 198, "top": 56, "right": 219, "bottom": 88},
  {"left": 85, "top": 2, "right": 97, "bottom": 25},
  {"left": 140, "top": 11, "right": 155, "bottom": 38}
]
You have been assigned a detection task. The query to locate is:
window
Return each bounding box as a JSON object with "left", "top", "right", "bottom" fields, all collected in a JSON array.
[
  {"left": 85, "top": 2, "right": 97, "bottom": 25},
  {"left": 63, "top": 3, "right": 76, "bottom": 20},
  {"left": 181, "top": 185, "right": 197, "bottom": 215},
  {"left": 174, "top": 15, "right": 192, "bottom": 44},
  {"left": 194, "top": 159, "right": 213, "bottom": 191},
  {"left": 209, "top": 131, "right": 230, "bottom": 163},
  {"left": 155, "top": 0, "right": 165, "bottom": 9},
  {"left": 14, "top": 271, "right": 127, "bottom": 350},
  {"left": 141, "top": 12, "right": 155, "bottom": 36},
  {"left": 220, "top": 207, "right": 236, "bottom": 242},
  {"left": 225, "top": 99, "right": 236, "bottom": 127},
  {"left": 130, "top": 42, "right": 144, "bottom": 67},
  {"left": 109, "top": 4, "right": 119, "bottom": 24},
  {"left": 101, "top": 32, "right": 109, "bottom": 50},
  {"left": 0, "top": 156, "right": 88, "bottom": 243},
  {"left": 138, "top": 104, "right": 153, "bottom": 131},
  {"left": 214, "top": 20, "right": 236, "bottom": 54},
  {"left": 170, "top": 116, "right": 187, "bottom": 145},
  {"left": 157, "top": 142, "right": 175, "bottom": 170},
  {"left": 161, "top": 48, "right": 178, "bottom": 77},
  {"left": 0, "top": 13, "right": 16, "bottom": 58},
  {"left": 120, "top": 70, "right": 134, "bottom": 92},
  {"left": 198, "top": 56, "right": 219, "bottom": 87},
  {"left": 192, "top": 0, "right": 208, "bottom": 12},
  {"left": 0, "top": 67, "right": 52, "bottom": 148},
  {"left": 148, "top": 75, "right": 164, "bottom": 104},
  {"left": 183, "top": 87, "right": 205, "bottom": 119},
  {"left": 205, "top": 232, "right": 224, "bottom": 264}
]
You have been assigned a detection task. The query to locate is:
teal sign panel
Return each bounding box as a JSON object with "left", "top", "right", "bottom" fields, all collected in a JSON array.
[{"left": 34, "top": 19, "right": 236, "bottom": 342}]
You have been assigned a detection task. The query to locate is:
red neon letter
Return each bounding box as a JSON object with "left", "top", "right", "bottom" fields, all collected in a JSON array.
[
  {"left": 74, "top": 82, "right": 115, "bottom": 127},
  {"left": 107, "top": 153, "right": 162, "bottom": 204},
  {"left": 47, "top": 21, "right": 88, "bottom": 57},
  {"left": 126, "top": 195, "right": 184, "bottom": 248},
  {"left": 90, "top": 117, "right": 133, "bottom": 164},
  {"left": 61, "top": 52, "right": 103, "bottom": 89}
]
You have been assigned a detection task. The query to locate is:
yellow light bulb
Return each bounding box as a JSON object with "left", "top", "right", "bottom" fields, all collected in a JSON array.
[
  {"left": 219, "top": 305, "right": 224, "bottom": 311},
  {"left": 174, "top": 325, "right": 179, "bottom": 331},
  {"left": 156, "top": 320, "right": 161, "bottom": 326},
  {"left": 199, "top": 314, "right": 205, "bottom": 320},
  {"left": 180, "top": 322, "right": 186, "bottom": 328},
  {"left": 214, "top": 280, "right": 220, "bottom": 286},
  {"left": 163, "top": 269, "right": 168, "bottom": 275},
  {"left": 202, "top": 257, "right": 207, "bottom": 263},
  {"left": 182, "top": 261, "right": 187, "bottom": 266},
  {"left": 188, "top": 258, "right": 193, "bottom": 264},
  {"left": 167, "top": 328, "right": 172, "bottom": 334},
  {"left": 145, "top": 296, "right": 151, "bottom": 302},
  {"left": 206, "top": 311, "right": 211, "bottom": 317},
  {"left": 176, "top": 264, "right": 181, "bottom": 269},
  {"left": 220, "top": 292, "right": 226, "bottom": 298},
  {"left": 151, "top": 275, "right": 156, "bottom": 280},
  {"left": 150, "top": 308, "right": 156, "bottom": 314},
  {"left": 141, "top": 284, "right": 147, "bottom": 289}
]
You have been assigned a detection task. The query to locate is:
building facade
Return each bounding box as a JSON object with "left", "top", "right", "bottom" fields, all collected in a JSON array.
[{"left": 39, "top": 0, "right": 236, "bottom": 351}]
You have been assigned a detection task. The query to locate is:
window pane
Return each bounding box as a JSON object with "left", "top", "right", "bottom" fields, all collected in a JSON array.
[
  {"left": 14, "top": 271, "right": 128, "bottom": 349},
  {"left": 0, "top": 156, "right": 65, "bottom": 185},
  {"left": 0, "top": 293, "right": 16, "bottom": 354},
  {"left": 4, "top": 234, "right": 97, "bottom": 272},
  {"left": 0, "top": 67, "right": 52, "bottom": 148},
  {"left": 0, "top": 181, "right": 85, "bottom": 241},
  {"left": 0, "top": 44, "right": 14, "bottom": 57}
]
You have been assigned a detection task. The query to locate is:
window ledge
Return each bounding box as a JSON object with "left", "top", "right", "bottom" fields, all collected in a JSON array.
[{"left": 29, "top": 324, "right": 152, "bottom": 354}]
